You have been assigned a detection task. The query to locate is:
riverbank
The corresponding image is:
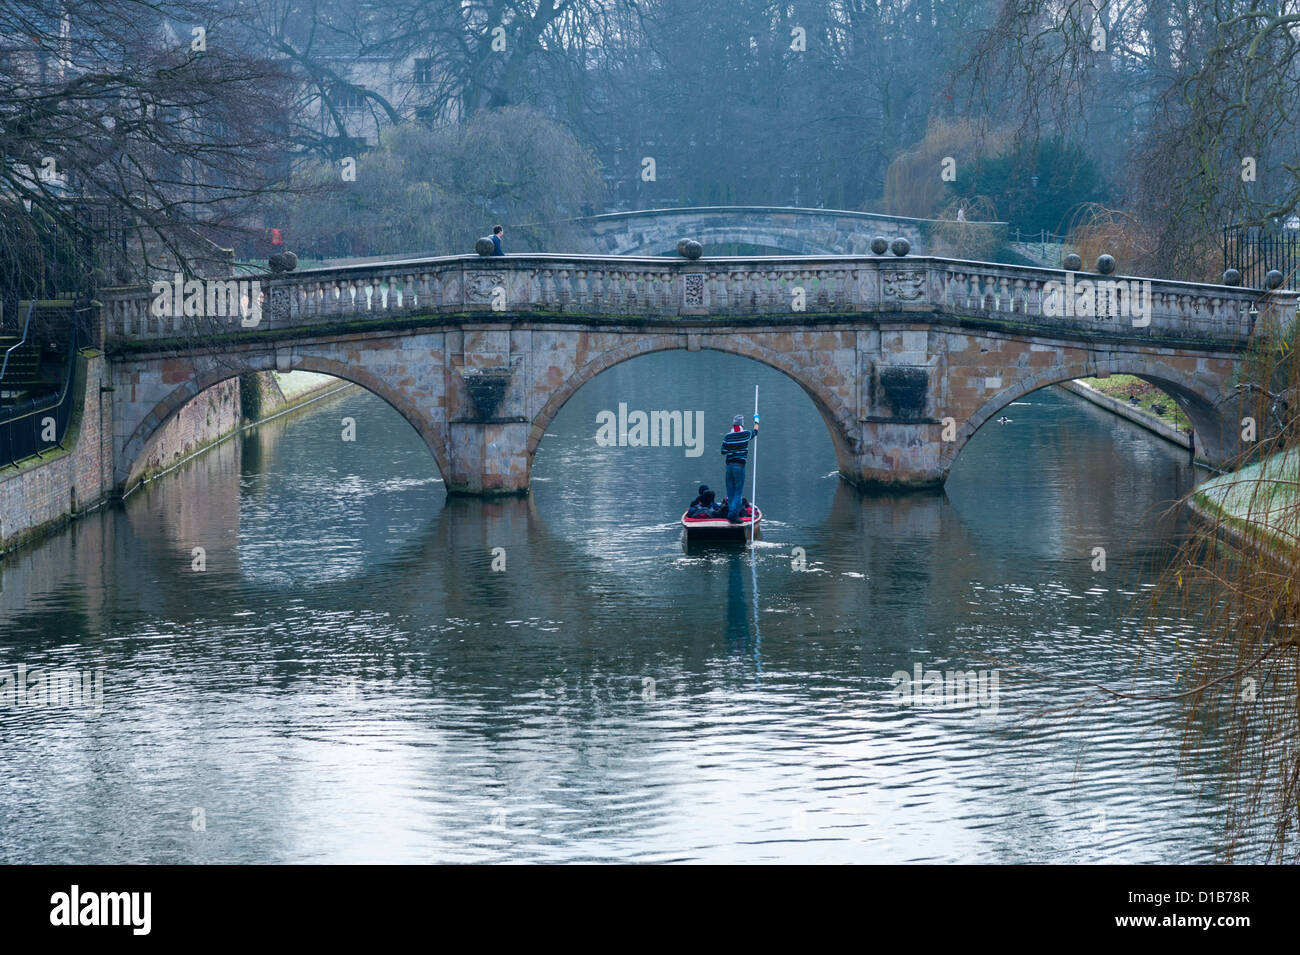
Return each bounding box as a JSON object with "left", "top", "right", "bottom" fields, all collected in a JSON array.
[
  {"left": 128, "top": 370, "right": 353, "bottom": 492},
  {"left": 1189, "top": 448, "right": 1298, "bottom": 564},
  {"left": 1060, "top": 377, "right": 1192, "bottom": 450},
  {"left": 1061, "top": 375, "right": 1297, "bottom": 562},
  {"left": 0, "top": 369, "right": 351, "bottom": 558}
]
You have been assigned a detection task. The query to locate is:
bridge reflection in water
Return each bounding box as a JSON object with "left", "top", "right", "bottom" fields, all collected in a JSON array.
[{"left": 0, "top": 348, "right": 1239, "bottom": 862}]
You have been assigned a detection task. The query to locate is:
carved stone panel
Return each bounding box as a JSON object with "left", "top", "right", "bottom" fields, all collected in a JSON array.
[
  {"left": 465, "top": 274, "right": 505, "bottom": 305},
  {"left": 881, "top": 270, "right": 926, "bottom": 302},
  {"left": 683, "top": 273, "right": 706, "bottom": 308}
]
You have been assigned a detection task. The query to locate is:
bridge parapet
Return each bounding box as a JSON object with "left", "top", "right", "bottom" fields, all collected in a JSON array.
[{"left": 100, "top": 254, "right": 1293, "bottom": 349}]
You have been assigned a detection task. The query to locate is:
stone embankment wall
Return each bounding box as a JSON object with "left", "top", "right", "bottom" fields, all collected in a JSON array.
[
  {"left": 0, "top": 368, "right": 348, "bottom": 557},
  {"left": 0, "top": 353, "right": 114, "bottom": 555},
  {"left": 1059, "top": 380, "right": 1192, "bottom": 450}
]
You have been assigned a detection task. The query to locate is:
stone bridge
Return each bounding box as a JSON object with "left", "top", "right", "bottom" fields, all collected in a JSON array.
[
  {"left": 98, "top": 253, "right": 1294, "bottom": 495},
  {"left": 570, "top": 206, "right": 1006, "bottom": 256}
]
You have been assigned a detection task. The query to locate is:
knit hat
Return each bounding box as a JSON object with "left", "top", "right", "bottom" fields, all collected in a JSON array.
[{"left": 733, "top": 414, "right": 744, "bottom": 427}]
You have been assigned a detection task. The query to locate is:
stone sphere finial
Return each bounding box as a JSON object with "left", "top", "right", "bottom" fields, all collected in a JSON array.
[
  {"left": 1221, "top": 269, "right": 1242, "bottom": 286},
  {"left": 268, "top": 251, "right": 297, "bottom": 273},
  {"left": 890, "top": 236, "right": 910, "bottom": 256},
  {"left": 475, "top": 236, "right": 495, "bottom": 256},
  {"left": 677, "top": 238, "right": 703, "bottom": 259},
  {"left": 870, "top": 236, "right": 889, "bottom": 255},
  {"left": 1063, "top": 252, "right": 1082, "bottom": 271},
  {"left": 1265, "top": 269, "right": 1284, "bottom": 289},
  {"left": 1095, "top": 254, "right": 1116, "bottom": 275}
]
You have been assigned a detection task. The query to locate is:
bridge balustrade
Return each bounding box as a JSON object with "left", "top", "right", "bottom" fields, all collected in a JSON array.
[{"left": 99, "top": 255, "right": 1292, "bottom": 348}]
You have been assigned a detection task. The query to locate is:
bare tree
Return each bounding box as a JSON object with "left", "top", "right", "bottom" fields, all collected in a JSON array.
[
  {"left": 955, "top": 0, "right": 1300, "bottom": 279},
  {"left": 0, "top": 0, "right": 313, "bottom": 311}
]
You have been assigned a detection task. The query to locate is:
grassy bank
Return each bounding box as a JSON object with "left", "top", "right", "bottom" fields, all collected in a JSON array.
[
  {"left": 1193, "top": 448, "right": 1299, "bottom": 556},
  {"left": 1076, "top": 374, "right": 1191, "bottom": 433}
]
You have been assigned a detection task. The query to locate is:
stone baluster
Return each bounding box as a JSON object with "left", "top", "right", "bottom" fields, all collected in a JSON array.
[
  {"left": 301, "top": 281, "right": 318, "bottom": 322},
  {"left": 982, "top": 274, "right": 998, "bottom": 311},
  {"left": 1026, "top": 278, "right": 1043, "bottom": 317},
  {"left": 558, "top": 269, "right": 574, "bottom": 309},
  {"left": 952, "top": 271, "right": 970, "bottom": 308},
  {"left": 730, "top": 271, "right": 746, "bottom": 310},
  {"left": 815, "top": 270, "right": 831, "bottom": 309},
  {"left": 1154, "top": 290, "right": 1171, "bottom": 328},
  {"left": 309, "top": 280, "right": 323, "bottom": 320},
  {"left": 575, "top": 270, "right": 591, "bottom": 309},
  {"left": 709, "top": 271, "right": 726, "bottom": 309},
  {"left": 736, "top": 269, "right": 750, "bottom": 309},
  {"left": 538, "top": 270, "right": 555, "bottom": 308},
  {"left": 609, "top": 270, "right": 623, "bottom": 309},
  {"left": 626, "top": 270, "right": 640, "bottom": 310}
]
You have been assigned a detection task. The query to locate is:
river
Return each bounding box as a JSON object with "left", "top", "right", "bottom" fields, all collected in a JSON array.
[{"left": 0, "top": 350, "right": 1239, "bottom": 862}]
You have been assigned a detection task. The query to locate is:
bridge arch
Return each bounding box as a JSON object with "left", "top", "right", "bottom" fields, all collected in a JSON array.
[
  {"left": 615, "top": 226, "right": 838, "bottom": 257},
  {"left": 574, "top": 205, "right": 990, "bottom": 257},
  {"left": 939, "top": 358, "right": 1236, "bottom": 478},
  {"left": 526, "top": 333, "right": 859, "bottom": 477},
  {"left": 120, "top": 354, "right": 452, "bottom": 491}
]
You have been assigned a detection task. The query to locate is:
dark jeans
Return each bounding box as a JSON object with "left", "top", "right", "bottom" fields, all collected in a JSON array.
[{"left": 725, "top": 462, "right": 746, "bottom": 520}]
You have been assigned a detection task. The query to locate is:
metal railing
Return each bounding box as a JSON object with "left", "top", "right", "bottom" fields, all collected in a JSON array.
[
  {"left": 0, "top": 300, "right": 35, "bottom": 383},
  {"left": 1223, "top": 223, "right": 1299, "bottom": 291},
  {"left": 0, "top": 326, "right": 80, "bottom": 469},
  {"left": 1009, "top": 229, "right": 1068, "bottom": 245}
]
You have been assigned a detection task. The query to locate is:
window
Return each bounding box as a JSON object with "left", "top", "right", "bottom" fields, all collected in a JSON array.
[
  {"left": 414, "top": 58, "right": 435, "bottom": 85},
  {"left": 414, "top": 106, "right": 436, "bottom": 127},
  {"left": 331, "top": 86, "right": 366, "bottom": 110}
]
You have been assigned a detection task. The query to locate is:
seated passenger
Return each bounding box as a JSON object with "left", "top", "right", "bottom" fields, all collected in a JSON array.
[{"left": 687, "top": 485, "right": 717, "bottom": 517}]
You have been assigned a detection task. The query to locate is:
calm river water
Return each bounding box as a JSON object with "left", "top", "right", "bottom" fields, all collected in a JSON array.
[{"left": 0, "top": 351, "right": 1237, "bottom": 862}]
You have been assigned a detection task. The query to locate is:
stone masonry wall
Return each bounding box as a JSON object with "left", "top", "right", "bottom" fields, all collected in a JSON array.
[
  {"left": 2, "top": 364, "right": 346, "bottom": 557},
  {"left": 132, "top": 377, "right": 241, "bottom": 483},
  {"left": 0, "top": 353, "right": 114, "bottom": 554}
]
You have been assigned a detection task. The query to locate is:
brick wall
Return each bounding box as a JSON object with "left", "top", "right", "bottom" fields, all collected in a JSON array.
[
  {"left": 0, "top": 353, "right": 113, "bottom": 554},
  {"left": 2, "top": 366, "right": 351, "bottom": 556},
  {"left": 132, "top": 377, "right": 241, "bottom": 482}
]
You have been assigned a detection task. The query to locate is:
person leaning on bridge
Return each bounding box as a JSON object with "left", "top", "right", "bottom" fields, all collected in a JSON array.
[
  {"left": 721, "top": 413, "right": 758, "bottom": 523},
  {"left": 490, "top": 224, "right": 505, "bottom": 255}
]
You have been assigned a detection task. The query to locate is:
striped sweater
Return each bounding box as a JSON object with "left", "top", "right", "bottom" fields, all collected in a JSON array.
[{"left": 720, "top": 428, "right": 756, "bottom": 463}]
